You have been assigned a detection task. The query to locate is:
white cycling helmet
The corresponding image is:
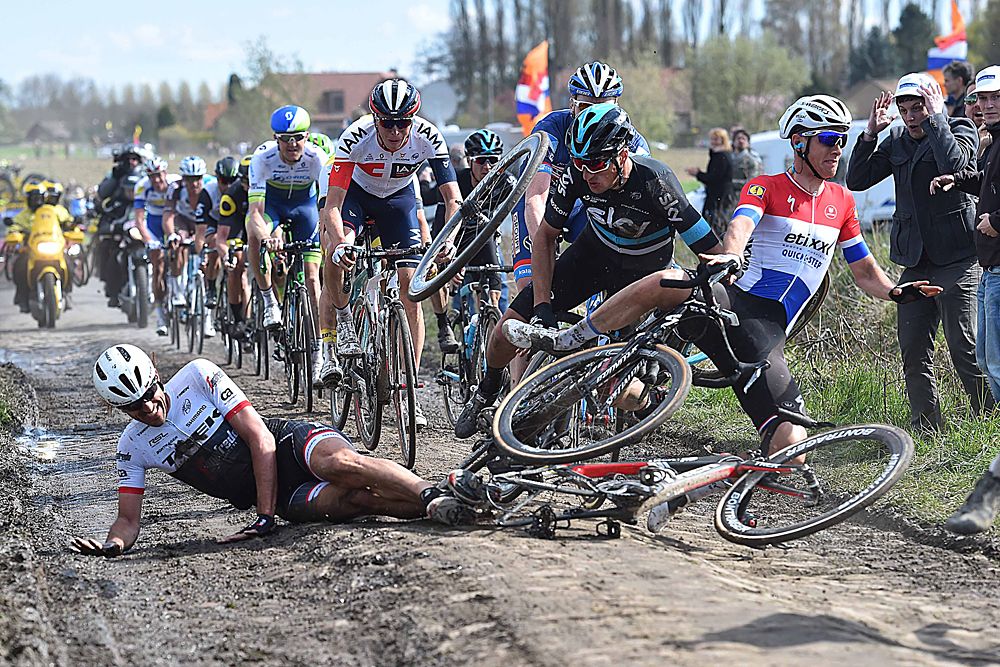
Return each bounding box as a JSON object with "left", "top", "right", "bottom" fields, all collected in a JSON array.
[
  {"left": 93, "top": 344, "right": 157, "bottom": 407},
  {"left": 178, "top": 156, "right": 207, "bottom": 177},
  {"left": 778, "top": 95, "right": 852, "bottom": 139},
  {"left": 145, "top": 156, "right": 168, "bottom": 175}
]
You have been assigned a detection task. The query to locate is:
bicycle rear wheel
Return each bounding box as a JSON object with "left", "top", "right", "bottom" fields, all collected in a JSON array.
[
  {"left": 353, "top": 302, "right": 383, "bottom": 451},
  {"left": 387, "top": 302, "right": 417, "bottom": 468},
  {"left": 283, "top": 288, "right": 299, "bottom": 406},
  {"left": 494, "top": 343, "right": 692, "bottom": 465},
  {"left": 251, "top": 284, "right": 269, "bottom": 379},
  {"left": 714, "top": 424, "right": 914, "bottom": 547},
  {"left": 296, "top": 285, "right": 316, "bottom": 413},
  {"left": 330, "top": 357, "right": 352, "bottom": 431},
  {"left": 408, "top": 132, "right": 549, "bottom": 301},
  {"left": 193, "top": 279, "right": 206, "bottom": 354}
]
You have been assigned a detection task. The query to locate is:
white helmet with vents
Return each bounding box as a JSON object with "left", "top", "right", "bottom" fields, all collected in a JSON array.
[
  {"left": 93, "top": 344, "right": 157, "bottom": 407},
  {"left": 778, "top": 95, "right": 853, "bottom": 138}
]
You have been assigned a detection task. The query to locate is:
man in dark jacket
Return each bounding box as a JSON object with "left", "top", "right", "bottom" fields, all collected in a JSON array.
[
  {"left": 937, "top": 66, "right": 1000, "bottom": 535},
  {"left": 847, "top": 72, "right": 994, "bottom": 431},
  {"left": 944, "top": 61, "right": 975, "bottom": 119}
]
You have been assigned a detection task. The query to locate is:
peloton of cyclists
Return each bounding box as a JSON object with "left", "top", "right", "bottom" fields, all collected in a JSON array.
[{"left": 320, "top": 78, "right": 462, "bottom": 429}]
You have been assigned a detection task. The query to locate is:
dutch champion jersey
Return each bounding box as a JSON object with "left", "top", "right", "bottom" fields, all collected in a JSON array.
[
  {"left": 327, "top": 114, "right": 454, "bottom": 198},
  {"left": 116, "top": 359, "right": 252, "bottom": 498},
  {"left": 733, "top": 173, "right": 871, "bottom": 332},
  {"left": 248, "top": 141, "right": 328, "bottom": 204},
  {"left": 134, "top": 174, "right": 181, "bottom": 216}
]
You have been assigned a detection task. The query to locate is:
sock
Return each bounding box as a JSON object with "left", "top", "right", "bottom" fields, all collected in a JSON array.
[
  {"left": 436, "top": 312, "right": 448, "bottom": 329},
  {"left": 232, "top": 304, "right": 244, "bottom": 323},
  {"left": 321, "top": 329, "right": 336, "bottom": 360},
  {"left": 335, "top": 306, "right": 352, "bottom": 325},
  {"left": 555, "top": 314, "right": 601, "bottom": 351},
  {"left": 479, "top": 366, "right": 504, "bottom": 398},
  {"left": 262, "top": 288, "right": 276, "bottom": 307}
]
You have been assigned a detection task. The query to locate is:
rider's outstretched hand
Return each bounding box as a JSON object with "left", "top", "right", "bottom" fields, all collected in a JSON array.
[
  {"left": 70, "top": 537, "right": 123, "bottom": 557},
  {"left": 697, "top": 253, "right": 744, "bottom": 284},
  {"left": 890, "top": 280, "right": 942, "bottom": 304},
  {"left": 217, "top": 514, "right": 275, "bottom": 544}
]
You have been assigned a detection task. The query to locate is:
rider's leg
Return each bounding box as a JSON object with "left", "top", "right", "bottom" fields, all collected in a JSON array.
[
  {"left": 321, "top": 225, "right": 357, "bottom": 359},
  {"left": 509, "top": 275, "right": 532, "bottom": 385},
  {"left": 397, "top": 266, "right": 425, "bottom": 371}
]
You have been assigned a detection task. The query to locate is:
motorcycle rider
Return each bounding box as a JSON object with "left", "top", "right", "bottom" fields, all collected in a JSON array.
[
  {"left": 9, "top": 183, "right": 47, "bottom": 312},
  {"left": 95, "top": 146, "right": 145, "bottom": 307}
]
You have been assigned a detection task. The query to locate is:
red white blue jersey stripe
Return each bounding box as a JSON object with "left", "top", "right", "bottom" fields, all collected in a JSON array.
[{"left": 732, "top": 173, "right": 870, "bottom": 332}]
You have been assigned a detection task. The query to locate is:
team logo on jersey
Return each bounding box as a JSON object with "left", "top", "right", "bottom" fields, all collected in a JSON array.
[
  {"left": 824, "top": 204, "right": 837, "bottom": 219},
  {"left": 390, "top": 163, "right": 420, "bottom": 178},
  {"left": 630, "top": 191, "right": 642, "bottom": 200},
  {"left": 182, "top": 398, "right": 192, "bottom": 415},
  {"left": 747, "top": 184, "right": 766, "bottom": 198}
]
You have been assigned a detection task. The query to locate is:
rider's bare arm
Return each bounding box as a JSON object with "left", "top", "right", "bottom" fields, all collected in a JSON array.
[
  {"left": 71, "top": 491, "right": 141, "bottom": 556},
  {"left": 321, "top": 185, "right": 354, "bottom": 269},
  {"left": 216, "top": 226, "right": 230, "bottom": 262},
  {"left": 246, "top": 201, "right": 269, "bottom": 241},
  {"left": 848, "top": 254, "right": 942, "bottom": 301},
  {"left": 134, "top": 208, "right": 151, "bottom": 244},
  {"left": 523, "top": 171, "right": 552, "bottom": 241},
  {"left": 161, "top": 197, "right": 177, "bottom": 239},
  {"left": 194, "top": 224, "right": 206, "bottom": 257},
  {"left": 530, "top": 219, "right": 562, "bottom": 307},
  {"left": 228, "top": 406, "right": 277, "bottom": 517},
  {"left": 438, "top": 180, "right": 462, "bottom": 225}
]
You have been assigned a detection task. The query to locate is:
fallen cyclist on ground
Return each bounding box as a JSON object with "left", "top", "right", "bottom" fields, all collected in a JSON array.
[{"left": 71, "top": 345, "right": 476, "bottom": 557}]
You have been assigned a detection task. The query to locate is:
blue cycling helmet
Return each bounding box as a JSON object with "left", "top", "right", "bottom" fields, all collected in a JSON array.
[
  {"left": 568, "top": 62, "right": 624, "bottom": 98},
  {"left": 270, "top": 105, "right": 311, "bottom": 133},
  {"left": 464, "top": 129, "right": 503, "bottom": 157},
  {"left": 567, "top": 103, "right": 633, "bottom": 160}
]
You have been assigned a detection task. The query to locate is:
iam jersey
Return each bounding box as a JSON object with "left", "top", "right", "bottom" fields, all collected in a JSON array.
[
  {"left": 733, "top": 173, "right": 871, "bottom": 332},
  {"left": 116, "top": 359, "right": 258, "bottom": 509},
  {"left": 533, "top": 109, "right": 651, "bottom": 184},
  {"left": 248, "top": 141, "right": 327, "bottom": 204},
  {"left": 327, "top": 114, "right": 456, "bottom": 198}
]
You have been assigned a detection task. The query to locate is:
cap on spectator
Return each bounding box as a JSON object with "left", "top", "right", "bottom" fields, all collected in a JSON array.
[
  {"left": 894, "top": 72, "right": 938, "bottom": 99},
  {"left": 975, "top": 66, "right": 1000, "bottom": 94}
]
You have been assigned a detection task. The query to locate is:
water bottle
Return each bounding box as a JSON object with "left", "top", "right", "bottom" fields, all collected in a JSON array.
[{"left": 465, "top": 313, "right": 479, "bottom": 349}]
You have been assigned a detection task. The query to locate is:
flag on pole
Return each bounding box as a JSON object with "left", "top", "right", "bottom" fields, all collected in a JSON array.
[
  {"left": 516, "top": 41, "right": 552, "bottom": 136},
  {"left": 926, "top": 0, "right": 967, "bottom": 84}
]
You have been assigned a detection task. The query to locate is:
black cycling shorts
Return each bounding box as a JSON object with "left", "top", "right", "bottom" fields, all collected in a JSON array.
[
  {"left": 507, "top": 233, "right": 653, "bottom": 320},
  {"left": 266, "top": 419, "right": 354, "bottom": 519},
  {"left": 694, "top": 285, "right": 804, "bottom": 435}
]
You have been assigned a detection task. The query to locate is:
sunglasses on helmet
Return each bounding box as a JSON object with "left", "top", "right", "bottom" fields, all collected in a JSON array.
[
  {"left": 119, "top": 383, "right": 158, "bottom": 412},
  {"left": 377, "top": 118, "right": 413, "bottom": 130},
  {"left": 571, "top": 155, "right": 614, "bottom": 173},
  {"left": 801, "top": 130, "right": 848, "bottom": 148},
  {"left": 471, "top": 155, "right": 500, "bottom": 166},
  {"left": 276, "top": 132, "right": 308, "bottom": 144}
]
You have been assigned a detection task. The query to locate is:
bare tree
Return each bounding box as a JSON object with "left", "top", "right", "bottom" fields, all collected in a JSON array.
[
  {"left": 658, "top": 0, "right": 675, "bottom": 65},
  {"left": 683, "top": 0, "right": 703, "bottom": 51}
]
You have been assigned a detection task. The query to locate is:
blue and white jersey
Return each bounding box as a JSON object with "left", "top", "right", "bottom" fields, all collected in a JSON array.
[{"left": 533, "top": 109, "right": 651, "bottom": 185}]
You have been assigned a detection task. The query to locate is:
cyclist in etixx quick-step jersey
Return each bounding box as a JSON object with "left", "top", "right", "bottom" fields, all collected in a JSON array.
[
  {"left": 320, "top": 79, "right": 461, "bottom": 430},
  {"left": 246, "top": 105, "right": 329, "bottom": 387},
  {"left": 504, "top": 96, "right": 940, "bottom": 528},
  {"left": 70, "top": 344, "right": 481, "bottom": 557}
]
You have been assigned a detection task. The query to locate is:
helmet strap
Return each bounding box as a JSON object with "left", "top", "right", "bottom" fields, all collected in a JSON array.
[
  {"left": 792, "top": 136, "right": 825, "bottom": 181},
  {"left": 611, "top": 149, "right": 628, "bottom": 190}
]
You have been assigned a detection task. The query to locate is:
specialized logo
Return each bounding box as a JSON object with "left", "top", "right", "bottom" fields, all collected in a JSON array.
[
  {"left": 824, "top": 204, "right": 837, "bottom": 219},
  {"left": 747, "top": 184, "right": 766, "bottom": 198}
]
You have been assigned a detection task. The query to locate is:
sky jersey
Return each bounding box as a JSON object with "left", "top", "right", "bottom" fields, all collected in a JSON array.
[
  {"left": 248, "top": 141, "right": 328, "bottom": 205},
  {"left": 133, "top": 174, "right": 181, "bottom": 217},
  {"left": 195, "top": 178, "right": 225, "bottom": 225},
  {"left": 534, "top": 109, "right": 651, "bottom": 185},
  {"left": 116, "top": 359, "right": 259, "bottom": 508},
  {"left": 327, "top": 114, "right": 456, "bottom": 199},
  {"left": 166, "top": 175, "right": 217, "bottom": 222},
  {"left": 732, "top": 172, "right": 871, "bottom": 332},
  {"left": 545, "top": 154, "right": 716, "bottom": 269}
]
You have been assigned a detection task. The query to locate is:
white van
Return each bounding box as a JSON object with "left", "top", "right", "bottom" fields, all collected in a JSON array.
[{"left": 687, "top": 119, "right": 902, "bottom": 231}]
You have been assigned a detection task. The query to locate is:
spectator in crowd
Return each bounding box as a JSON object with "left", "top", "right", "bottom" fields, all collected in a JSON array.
[
  {"left": 685, "top": 127, "right": 733, "bottom": 236},
  {"left": 963, "top": 82, "right": 993, "bottom": 162},
  {"left": 729, "top": 127, "right": 762, "bottom": 215},
  {"left": 944, "top": 61, "right": 976, "bottom": 118},
  {"left": 847, "top": 72, "right": 994, "bottom": 431},
  {"left": 938, "top": 66, "right": 1000, "bottom": 535}
]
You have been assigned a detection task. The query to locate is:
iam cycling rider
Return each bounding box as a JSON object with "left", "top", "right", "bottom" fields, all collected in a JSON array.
[
  {"left": 70, "top": 344, "right": 479, "bottom": 557},
  {"left": 130, "top": 157, "right": 181, "bottom": 336},
  {"left": 505, "top": 96, "right": 940, "bottom": 523},
  {"left": 216, "top": 155, "right": 253, "bottom": 344},
  {"left": 320, "top": 79, "right": 462, "bottom": 430},
  {"left": 247, "top": 106, "right": 330, "bottom": 388},
  {"left": 193, "top": 156, "right": 241, "bottom": 338},
  {"left": 507, "top": 61, "right": 651, "bottom": 381},
  {"left": 455, "top": 103, "right": 722, "bottom": 438},
  {"left": 422, "top": 129, "right": 516, "bottom": 352}
]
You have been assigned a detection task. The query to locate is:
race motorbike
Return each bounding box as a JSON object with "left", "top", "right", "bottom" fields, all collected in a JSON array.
[
  {"left": 115, "top": 225, "right": 152, "bottom": 328},
  {"left": 4, "top": 204, "right": 82, "bottom": 328}
]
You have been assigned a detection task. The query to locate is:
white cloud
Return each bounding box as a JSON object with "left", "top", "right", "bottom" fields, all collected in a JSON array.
[{"left": 134, "top": 24, "right": 164, "bottom": 48}]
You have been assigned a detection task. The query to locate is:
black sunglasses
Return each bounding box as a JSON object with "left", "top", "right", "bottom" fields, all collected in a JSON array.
[
  {"left": 378, "top": 118, "right": 413, "bottom": 130},
  {"left": 120, "top": 383, "right": 158, "bottom": 412}
]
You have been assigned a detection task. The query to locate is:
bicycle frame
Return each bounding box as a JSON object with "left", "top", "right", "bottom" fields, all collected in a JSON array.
[{"left": 439, "top": 264, "right": 511, "bottom": 389}]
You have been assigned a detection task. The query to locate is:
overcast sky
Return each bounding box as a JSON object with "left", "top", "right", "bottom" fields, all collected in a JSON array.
[{"left": 6, "top": 0, "right": 963, "bottom": 96}]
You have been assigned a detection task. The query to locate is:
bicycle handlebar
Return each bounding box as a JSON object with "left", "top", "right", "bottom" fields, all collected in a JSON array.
[
  {"left": 464, "top": 264, "right": 514, "bottom": 274},
  {"left": 658, "top": 260, "right": 738, "bottom": 290}
]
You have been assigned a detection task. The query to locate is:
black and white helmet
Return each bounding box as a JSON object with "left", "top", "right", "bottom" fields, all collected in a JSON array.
[
  {"left": 369, "top": 79, "right": 421, "bottom": 119},
  {"left": 778, "top": 95, "right": 852, "bottom": 138},
  {"left": 568, "top": 62, "right": 624, "bottom": 99},
  {"left": 93, "top": 344, "right": 157, "bottom": 407}
]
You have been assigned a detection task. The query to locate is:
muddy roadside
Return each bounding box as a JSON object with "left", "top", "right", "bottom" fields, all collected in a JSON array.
[{"left": 3, "top": 284, "right": 1000, "bottom": 665}]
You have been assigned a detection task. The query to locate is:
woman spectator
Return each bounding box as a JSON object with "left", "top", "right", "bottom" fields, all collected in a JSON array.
[{"left": 686, "top": 128, "right": 733, "bottom": 236}]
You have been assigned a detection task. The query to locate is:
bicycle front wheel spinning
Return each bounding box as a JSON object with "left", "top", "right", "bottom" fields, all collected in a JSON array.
[
  {"left": 714, "top": 423, "right": 914, "bottom": 547},
  {"left": 408, "top": 132, "right": 549, "bottom": 302},
  {"left": 387, "top": 302, "right": 417, "bottom": 468},
  {"left": 494, "top": 343, "right": 692, "bottom": 465}
]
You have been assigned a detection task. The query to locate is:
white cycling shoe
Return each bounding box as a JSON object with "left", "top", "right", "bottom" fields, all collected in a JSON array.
[
  {"left": 263, "top": 303, "right": 282, "bottom": 330},
  {"left": 502, "top": 319, "right": 564, "bottom": 354},
  {"left": 204, "top": 314, "right": 217, "bottom": 338},
  {"left": 336, "top": 319, "right": 363, "bottom": 358}
]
